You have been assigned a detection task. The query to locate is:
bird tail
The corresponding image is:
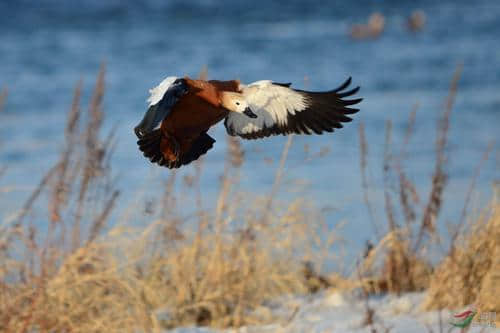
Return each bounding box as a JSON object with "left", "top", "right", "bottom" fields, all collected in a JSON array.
[{"left": 137, "top": 130, "right": 215, "bottom": 169}]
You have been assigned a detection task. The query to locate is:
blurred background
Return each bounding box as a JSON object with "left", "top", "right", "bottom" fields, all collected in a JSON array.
[{"left": 0, "top": 0, "right": 498, "bottom": 255}]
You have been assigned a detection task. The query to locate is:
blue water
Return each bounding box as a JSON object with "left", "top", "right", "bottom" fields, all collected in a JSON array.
[{"left": 0, "top": 0, "right": 498, "bottom": 257}]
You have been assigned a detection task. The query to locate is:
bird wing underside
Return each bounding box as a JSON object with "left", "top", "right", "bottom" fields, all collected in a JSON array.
[
  {"left": 137, "top": 129, "right": 215, "bottom": 169},
  {"left": 224, "top": 77, "right": 362, "bottom": 140},
  {"left": 135, "top": 78, "right": 189, "bottom": 138}
]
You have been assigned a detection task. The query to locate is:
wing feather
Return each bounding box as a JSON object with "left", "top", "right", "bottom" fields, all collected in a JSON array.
[
  {"left": 135, "top": 77, "right": 188, "bottom": 138},
  {"left": 224, "top": 78, "right": 362, "bottom": 140}
]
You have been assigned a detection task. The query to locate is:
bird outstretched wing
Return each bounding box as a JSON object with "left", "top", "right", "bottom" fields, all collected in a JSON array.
[{"left": 224, "top": 77, "right": 362, "bottom": 140}]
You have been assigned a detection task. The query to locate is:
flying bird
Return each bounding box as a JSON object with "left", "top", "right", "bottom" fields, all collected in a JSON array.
[{"left": 134, "top": 76, "right": 362, "bottom": 169}]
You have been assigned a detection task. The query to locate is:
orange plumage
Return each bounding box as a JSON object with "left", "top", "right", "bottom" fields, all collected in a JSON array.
[{"left": 136, "top": 77, "right": 241, "bottom": 168}]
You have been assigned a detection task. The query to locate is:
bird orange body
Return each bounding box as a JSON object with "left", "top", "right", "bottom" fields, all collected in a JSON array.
[{"left": 159, "top": 78, "right": 240, "bottom": 161}]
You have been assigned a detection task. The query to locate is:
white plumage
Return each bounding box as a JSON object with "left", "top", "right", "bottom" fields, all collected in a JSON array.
[
  {"left": 147, "top": 76, "right": 178, "bottom": 106},
  {"left": 226, "top": 80, "right": 309, "bottom": 135}
]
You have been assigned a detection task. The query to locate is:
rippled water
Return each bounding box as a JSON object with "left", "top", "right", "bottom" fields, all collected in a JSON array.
[{"left": 0, "top": 0, "right": 498, "bottom": 254}]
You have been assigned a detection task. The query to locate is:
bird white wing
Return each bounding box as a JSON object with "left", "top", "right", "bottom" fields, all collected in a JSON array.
[
  {"left": 224, "top": 78, "right": 362, "bottom": 139},
  {"left": 147, "top": 76, "right": 178, "bottom": 106}
]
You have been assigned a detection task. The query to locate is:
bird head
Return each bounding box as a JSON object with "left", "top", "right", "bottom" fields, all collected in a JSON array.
[{"left": 221, "top": 92, "right": 257, "bottom": 118}]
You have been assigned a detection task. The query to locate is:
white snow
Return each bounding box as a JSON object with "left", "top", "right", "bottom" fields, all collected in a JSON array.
[{"left": 165, "top": 291, "right": 499, "bottom": 333}]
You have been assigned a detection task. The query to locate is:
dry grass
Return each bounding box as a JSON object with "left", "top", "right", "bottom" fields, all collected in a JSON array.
[
  {"left": 0, "top": 69, "right": 337, "bottom": 332},
  {"left": 423, "top": 190, "right": 500, "bottom": 313},
  {"left": 0, "top": 65, "right": 497, "bottom": 332},
  {"left": 140, "top": 208, "right": 313, "bottom": 328},
  {"left": 357, "top": 64, "right": 497, "bottom": 309},
  {"left": 352, "top": 66, "right": 499, "bottom": 333},
  {"left": 0, "top": 66, "right": 126, "bottom": 332},
  {"left": 133, "top": 145, "right": 331, "bottom": 329}
]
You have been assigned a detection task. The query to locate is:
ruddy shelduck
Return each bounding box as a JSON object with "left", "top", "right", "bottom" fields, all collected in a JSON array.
[
  {"left": 350, "top": 13, "right": 385, "bottom": 40},
  {"left": 134, "top": 76, "right": 362, "bottom": 168}
]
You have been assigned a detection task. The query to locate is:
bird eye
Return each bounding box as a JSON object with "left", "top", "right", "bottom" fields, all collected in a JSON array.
[{"left": 236, "top": 102, "right": 240, "bottom": 105}]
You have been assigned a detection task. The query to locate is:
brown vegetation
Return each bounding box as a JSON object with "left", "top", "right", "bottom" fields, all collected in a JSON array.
[
  {"left": 423, "top": 192, "right": 500, "bottom": 313},
  {"left": 0, "top": 68, "right": 338, "bottom": 332},
  {"left": 0, "top": 66, "right": 497, "bottom": 332},
  {"left": 355, "top": 65, "right": 498, "bottom": 326}
]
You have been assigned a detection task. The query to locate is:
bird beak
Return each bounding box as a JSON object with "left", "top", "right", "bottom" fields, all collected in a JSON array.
[
  {"left": 243, "top": 107, "right": 258, "bottom": 119},
  {"left": 134, "top": 104, "right": 169, "bottom": 138}
]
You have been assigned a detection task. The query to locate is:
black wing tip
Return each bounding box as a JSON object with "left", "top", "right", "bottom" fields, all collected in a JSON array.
[
  {"left": 337, "top": 86, "right": 360, "bottom": 98},
  {"left": 285, "top": 77, "right": 361, "bottom": 134},
  {"left": 342, "top": 107, "right": 360, "bottom": 114},
  {"left": 273, "top": 82, "right": 292, "bottom": 88},
  {"left": 332, "top": 77, "right": 352, "bottom": 93},
  {"left": 296, "top": 76, "right": 361, "bottom": 98},
  {"left": 342, "top": 97, "right": 363, "bottom": 106}
]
